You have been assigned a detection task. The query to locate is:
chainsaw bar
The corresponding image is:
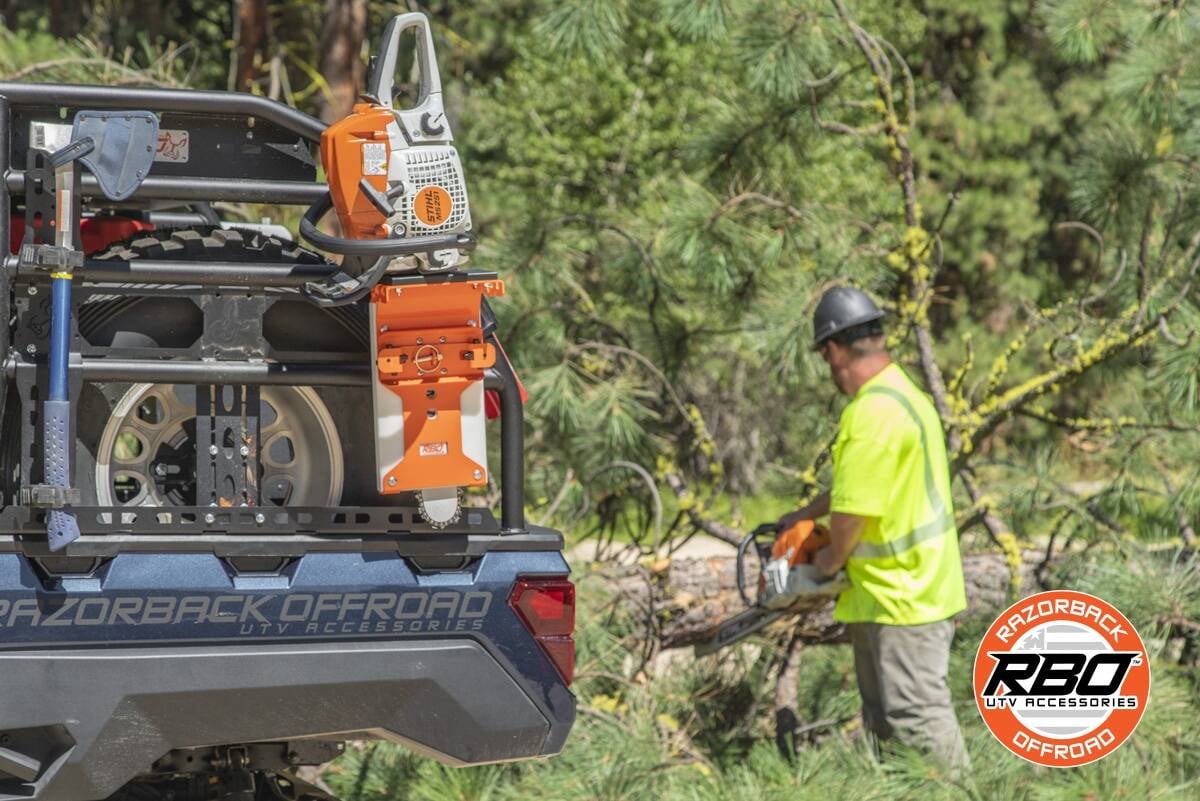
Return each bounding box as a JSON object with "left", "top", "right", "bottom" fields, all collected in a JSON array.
[
  {"left": 417, "top": 487, "right": 463, "bottom": 529},
  {"left": 693, "top": 607, "right": 785, "bottom": 656}
]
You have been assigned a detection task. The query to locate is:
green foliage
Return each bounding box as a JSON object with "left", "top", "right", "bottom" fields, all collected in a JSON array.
[
  {"left": 1040, "top": 0, "right": 1128, "bottom": 64},
  {"left": 5, "top": 1, "right": 1198, "bottom": 794},
  {"left": 322, "top": 562, "right": 1200, "bottom": 799},
  {"left": 537, "top": 0, "right": 629, "bottom": 62}
]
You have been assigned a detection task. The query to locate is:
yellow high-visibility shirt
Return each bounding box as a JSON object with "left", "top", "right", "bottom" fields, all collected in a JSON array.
[{"left": 829, "top": 363, "right": 967, "bottom": 625}]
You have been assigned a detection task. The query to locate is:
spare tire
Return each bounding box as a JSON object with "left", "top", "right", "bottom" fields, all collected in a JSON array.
[{"left": 69, "top": 227, "right": 390, "bottom": 509}]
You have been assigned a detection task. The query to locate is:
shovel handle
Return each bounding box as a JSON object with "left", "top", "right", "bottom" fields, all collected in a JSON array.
[{"left": 44, "top": 399, "right": 80, "bottom": 550}]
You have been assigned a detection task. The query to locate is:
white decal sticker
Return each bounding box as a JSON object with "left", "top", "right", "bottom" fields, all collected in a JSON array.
[
  {"left": 155, "top": 129, "right": 190, "bottom": 163},
  {"left": 362, "top": 142, "right": 387, "bottom": 176},
  {"left": 419, "top": 442, "right": 449, "bottom": 457},
  {"left": 30, "top": 122, "right": 73, "bottom": 152}
]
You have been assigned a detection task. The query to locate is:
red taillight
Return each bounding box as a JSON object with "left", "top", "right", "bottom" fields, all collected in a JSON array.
[{"left": 510, "top": 577, "right": 575, "bottom": 685}]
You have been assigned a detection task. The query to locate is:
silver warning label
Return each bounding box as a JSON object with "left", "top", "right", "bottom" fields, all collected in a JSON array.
[
  {"left": 362, "top": 142, "right": 387, "bottom": 176},
  {"left": 419, "top": 442, "right": 449, "bottom": 457}
]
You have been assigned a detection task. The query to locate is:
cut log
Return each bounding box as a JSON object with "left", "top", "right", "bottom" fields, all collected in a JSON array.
[{"left": 596, "top": 549, "right": 1041, "bottom": 649}]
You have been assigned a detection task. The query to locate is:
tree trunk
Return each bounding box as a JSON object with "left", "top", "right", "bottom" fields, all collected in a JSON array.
[
  {"left": 600, "top": 549, "right": 1040, "bottom": 649},
  {"left": 231, "top": 0, "right": 270, "bottom": 93},
  {"left": 48, "top": 0, "right": 84, "bottom": 40},
  {"left": 773, "top": 633, "right": 805, "bottom": 756},
  {"left": 2, "top": 0, "right": 20, "bottom": 30},
  {"left": 316, "top": 0, "right": 368, "bottom": 123}
]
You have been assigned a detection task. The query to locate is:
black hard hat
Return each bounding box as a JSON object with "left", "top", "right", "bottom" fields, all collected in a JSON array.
[{"left": 812, "top": 286, "right": 885, "bottom": 348}]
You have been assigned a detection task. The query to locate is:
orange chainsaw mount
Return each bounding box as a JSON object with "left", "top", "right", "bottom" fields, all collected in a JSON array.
[
  {"left": 363, "top": 271, "right": 525, "bottom": 528},
  {"left": 372, "top": 276, "right": 500, "bottom": 501}
]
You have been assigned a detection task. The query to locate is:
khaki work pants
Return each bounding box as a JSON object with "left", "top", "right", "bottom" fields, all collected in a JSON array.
[{"left": 848, "top": 619, "right": 970, "bottom": 774}]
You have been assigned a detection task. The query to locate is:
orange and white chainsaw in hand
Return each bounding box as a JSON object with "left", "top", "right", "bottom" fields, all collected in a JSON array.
[{"left": 694, "top": 519, "right": 847, "bottom": 656}]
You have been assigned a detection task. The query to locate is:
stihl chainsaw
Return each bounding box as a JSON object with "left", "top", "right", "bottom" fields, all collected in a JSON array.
[
  {"left": 299, "top": 13, "right": 523, "bottom": 527},
  {"left": 694, "top": 519, "right": 847, "bottom": 656}
]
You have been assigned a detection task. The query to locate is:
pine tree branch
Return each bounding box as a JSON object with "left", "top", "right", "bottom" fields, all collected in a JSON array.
[
  {"left": 958, "top": 470, "right": 1009, "bottom": 547},
  {"left": 1135, "top": 202, "right": 1155, "bottom": 326},
  {"left": 713, "top": 66, "right": 855, "bottom": 174},
  {"left": 829, "top": 0, "right": 958, "bottom": 456},
  {"left": 1018, "top": 407, "right": 1197, "bottom": 433},
  {"left": 708, "top": 192, "right": 807, "bottom": 226},
  {"left": 588, "top": 461, "right": 664, "bottom": 550},
  {"left": 959, "top": 227, "right": 1200, "bottom": 463},
  {"left": 568, "top": 341, "right": 690, "bottom": 418},
  {"left": 663, "top": 472, "right": 741, "bottom": 546}
]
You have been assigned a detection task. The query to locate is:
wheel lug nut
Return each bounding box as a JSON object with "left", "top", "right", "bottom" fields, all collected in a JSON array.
[
  {"left": 255, "top": 513, "right": 265, "bottom": 524},
  {"left": 208, "top": 445, "right": 218, "bottom": 456},
  {"left": 204, "top": 513, "right": 215, "bottom": 524},
  {"left": 239, "top": 445, "right": 249, "bottom": 457}
]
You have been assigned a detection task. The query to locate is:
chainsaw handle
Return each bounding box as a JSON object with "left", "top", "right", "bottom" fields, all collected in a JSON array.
[
  {"left": 299, "top": 191, "right": 475, "bottom": 256},
  {"left": 297, "top": 192, "right": 476, "bottom": 306},
  {"left": 736, "top": 523, "right": 779, "bottom": 607},
  {"left": 366, "top": 13, "right": 443, "bottom": 111}
]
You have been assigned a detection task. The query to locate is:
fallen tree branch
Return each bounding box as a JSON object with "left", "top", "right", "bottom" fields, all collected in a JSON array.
[
  {"left": 663, "top": 472, "right": 741, "bottom": 546},
  {"left": 596, "top": 548, "right": 1042, "bottom": 650}
]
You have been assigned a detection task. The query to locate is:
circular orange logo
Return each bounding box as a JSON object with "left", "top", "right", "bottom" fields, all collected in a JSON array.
[
  {"left": 974, "top": 590, "right": 1150, "bottom": 767},
  {"left": 413, "top": 185, "right": 453, "bottom": 227}
]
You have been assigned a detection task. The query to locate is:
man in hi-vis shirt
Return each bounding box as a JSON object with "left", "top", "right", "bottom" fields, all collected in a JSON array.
[{"left": 777, "top": 286, "right": 970, "bottom": 772}]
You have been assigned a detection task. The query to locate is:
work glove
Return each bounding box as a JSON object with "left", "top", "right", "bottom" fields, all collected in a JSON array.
[
  {"left": 763, "top": 563, "right": 849, "bottom": 610},
  {"left": 772, "top": 519, "right": 831, "bottom": 567}
]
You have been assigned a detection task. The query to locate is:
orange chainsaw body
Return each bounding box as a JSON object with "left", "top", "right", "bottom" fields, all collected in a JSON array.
[
  {"left": 771, "top": 519, "right": 830, "bottom": 567},
  {"left": 320, "top": 102, "right": 394, "bottom": 240}
]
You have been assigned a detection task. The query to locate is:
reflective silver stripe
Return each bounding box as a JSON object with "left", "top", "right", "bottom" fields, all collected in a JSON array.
[{"left": 850, "top": 385, "right": 954, "bottom": 561}]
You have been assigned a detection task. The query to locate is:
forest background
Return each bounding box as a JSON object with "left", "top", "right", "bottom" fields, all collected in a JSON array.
[{"left": 6, "top": 0, "right": 1200, "bottom": 798}]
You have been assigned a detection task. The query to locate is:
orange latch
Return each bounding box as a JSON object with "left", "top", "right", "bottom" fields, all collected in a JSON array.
[{"left": 371, "top": 279, "right": 505, "bottom": 493}]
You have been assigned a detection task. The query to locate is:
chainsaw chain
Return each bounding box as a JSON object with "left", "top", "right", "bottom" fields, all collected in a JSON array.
[{"left": 416, "top": 487, "right": 463, "bottom": 529}]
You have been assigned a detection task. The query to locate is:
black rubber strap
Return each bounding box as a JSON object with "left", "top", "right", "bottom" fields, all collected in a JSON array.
[{"left": 299, "top": 192, "right": 475, "bottom": 256}]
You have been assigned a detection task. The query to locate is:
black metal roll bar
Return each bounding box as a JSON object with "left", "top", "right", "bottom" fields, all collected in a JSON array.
[
  {"left": 0, "top": 83, "right": 329, "bottom": 206},
  {"left": 0, "top": 82, "right": 327, "bottom": 141},
  {"left": 5, "top": 172, "right": 328, "bottom": 205},
  {"left": 73, "top": 259, "right": 338, "bottom": 287}
]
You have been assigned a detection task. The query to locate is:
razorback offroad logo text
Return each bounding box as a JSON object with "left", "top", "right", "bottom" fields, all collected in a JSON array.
[
  {"left": 974, "top": 590, "right": 1150, "bottom": 768},
  {"left": 0, "top": 591, "right": 492, "bottom": 638}
]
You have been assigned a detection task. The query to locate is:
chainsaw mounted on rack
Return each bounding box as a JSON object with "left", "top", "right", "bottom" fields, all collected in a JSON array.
[
  {"left": 301, "top": 12, "right": 521, "bottom": 527},
  {"left": 694, "top": 519, "right": 847, "bottom": 656}
]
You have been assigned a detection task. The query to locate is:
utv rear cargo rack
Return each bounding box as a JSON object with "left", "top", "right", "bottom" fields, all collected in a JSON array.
[{"left": 0, "top": 83, "right": 531, "bottom": 548}]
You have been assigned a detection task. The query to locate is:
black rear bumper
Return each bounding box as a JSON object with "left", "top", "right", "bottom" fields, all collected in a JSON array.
[
  {"left": 0, "top": 547, "right": 576, "bottom": 801},
  {"left": 0, "top": 638, "right": 574, "bottom": 801}
]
